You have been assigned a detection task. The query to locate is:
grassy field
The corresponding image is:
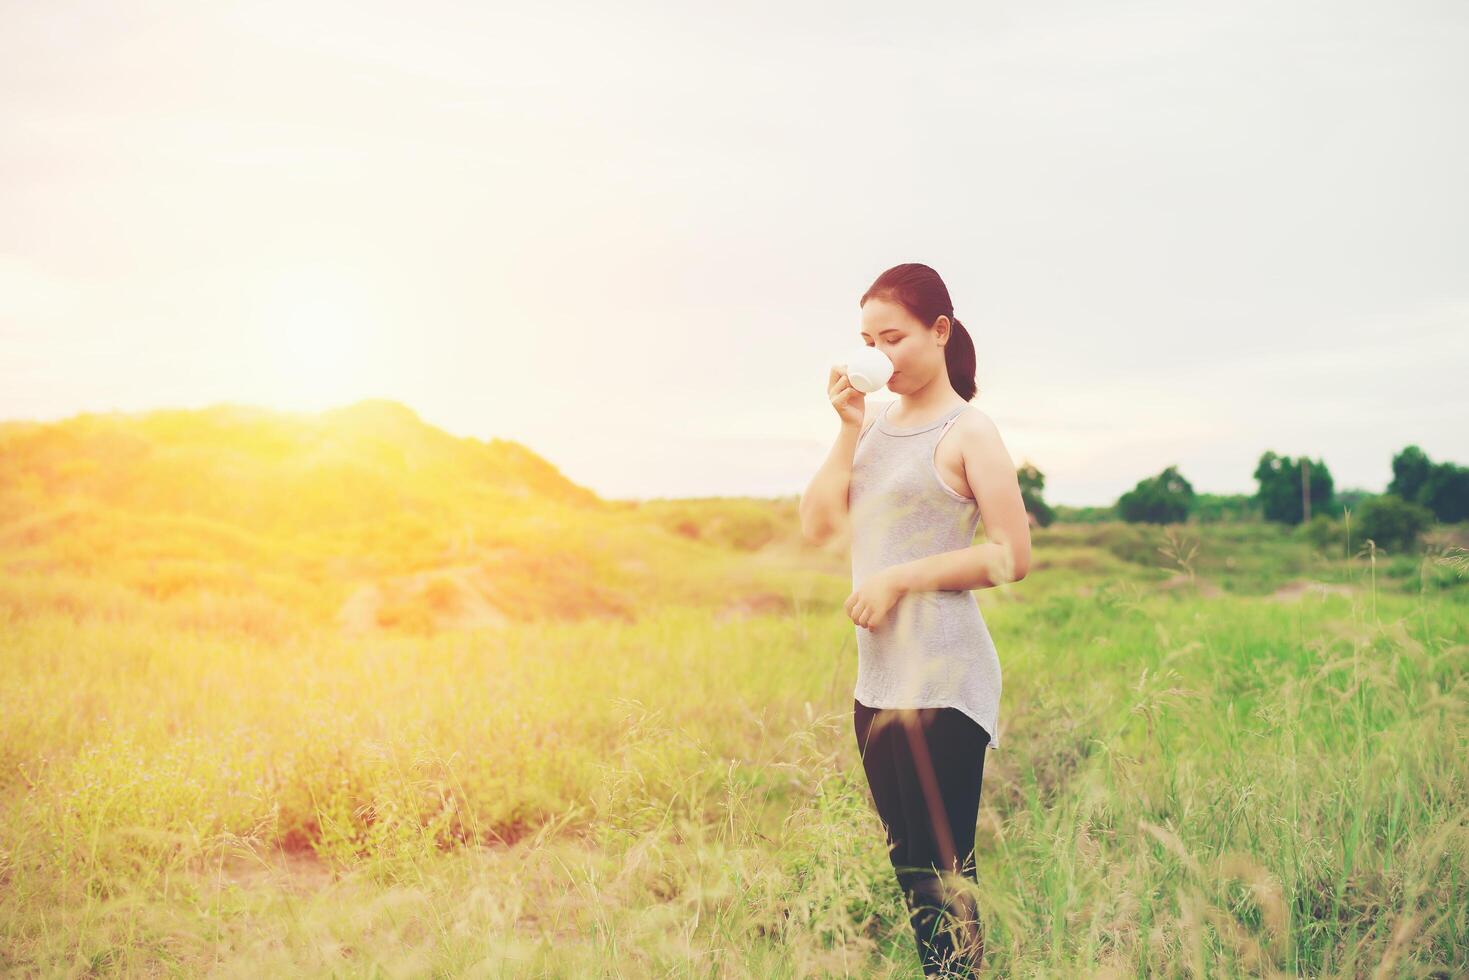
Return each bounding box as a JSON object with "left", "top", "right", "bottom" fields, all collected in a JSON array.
[{"left": 2, "top": 406, "right": 1467, "bottom": 977}]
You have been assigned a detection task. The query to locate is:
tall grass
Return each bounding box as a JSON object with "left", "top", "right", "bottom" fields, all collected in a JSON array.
[{"left": 1, "top": 522, "right": 1466, "bottom": 976}]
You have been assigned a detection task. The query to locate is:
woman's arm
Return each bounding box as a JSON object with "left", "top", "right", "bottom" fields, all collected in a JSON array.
[
  {"left": 891, "top": 410, "right": 1031, "bottom": 590},
  {"left": 799, "top": 412, "right": 874, "bottom": 545}
]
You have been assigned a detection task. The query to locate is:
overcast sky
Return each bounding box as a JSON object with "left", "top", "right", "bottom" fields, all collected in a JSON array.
[{"left": 3, "top": 0, "right": 1465, "bottom": 505}]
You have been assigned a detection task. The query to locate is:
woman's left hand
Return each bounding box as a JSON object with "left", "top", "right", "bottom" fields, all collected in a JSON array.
[{"left": 844, "top": 567, "right": 908, "bottom": 630}]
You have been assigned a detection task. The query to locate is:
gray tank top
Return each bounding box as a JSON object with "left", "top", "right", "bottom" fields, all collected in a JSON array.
[{"left": 850, "top": 399, "right": 1002, "bottom": 749}]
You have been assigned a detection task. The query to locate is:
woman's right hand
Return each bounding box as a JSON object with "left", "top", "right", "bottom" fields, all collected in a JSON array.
[{"left": 828, "top": 364, "right": 865, "bottom": 428}]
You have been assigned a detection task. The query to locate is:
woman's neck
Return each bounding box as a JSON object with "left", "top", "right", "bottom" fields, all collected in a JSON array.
[{"left": 892, "top": 379, "right": 963, "bottom": 424}]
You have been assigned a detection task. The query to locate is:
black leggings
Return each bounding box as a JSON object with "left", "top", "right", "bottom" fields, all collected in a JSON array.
[{"left": 853, "top": 698, "right": 992, "bottom": 977}]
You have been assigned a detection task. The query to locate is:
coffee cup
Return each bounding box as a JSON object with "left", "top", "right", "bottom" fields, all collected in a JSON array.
[{"left": 843, "top": 346, "right": 895, "bottom": 393}]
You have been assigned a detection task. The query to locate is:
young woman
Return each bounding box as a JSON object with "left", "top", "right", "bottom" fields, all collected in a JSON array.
[{"left": 799, "top": 263, "right": 1032, "bottom": 977}]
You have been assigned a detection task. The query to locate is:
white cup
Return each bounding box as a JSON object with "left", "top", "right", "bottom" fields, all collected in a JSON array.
[{"left": 843, "top": 346, "right": 894, "bottom": 393}]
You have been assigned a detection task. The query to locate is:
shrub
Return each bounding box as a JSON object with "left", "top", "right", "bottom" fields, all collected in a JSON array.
[
  {"left": 1354, "top": 494, "right": 1435, "bottom": 554},
  {"left": 1296, "top": 514, "right": 1347, "bottom": 555}
]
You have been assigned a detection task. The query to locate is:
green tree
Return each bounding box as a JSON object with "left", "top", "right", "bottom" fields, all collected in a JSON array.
[
  {"left": 1420, "top": 464, "right": 1469, "bottom": 522},
  {"left": 1388, "top": 445, "right": 1469, "bottom": 523},
  {"left": 1387, "top": 445, "right": 1433, "bottom": 502},
  {"left": 1117, "top": 465, "right": 1194, "bottom": 524},
  {"left": 1253, "top": 450, "right": 1334, "bottom": 524},
  {"left": 1356, "top": 494, "right": 1435, "bottom": 553},
  {"left": 1017, "top": 460, "right": 1054, "bottom": 528}
]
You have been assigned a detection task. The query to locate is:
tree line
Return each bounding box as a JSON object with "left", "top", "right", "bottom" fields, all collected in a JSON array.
[{"left": 1024, "top": 445, "right": 1467, "bottom": 552}]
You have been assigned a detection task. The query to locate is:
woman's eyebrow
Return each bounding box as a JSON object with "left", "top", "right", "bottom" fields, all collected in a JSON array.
[{"left": 860, "top": 327, "right": 902, "bottom": 337}]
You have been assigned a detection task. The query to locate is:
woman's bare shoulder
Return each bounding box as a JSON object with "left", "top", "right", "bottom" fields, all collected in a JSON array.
[
  {"left": 955, "top": 405, "right": 1013, "bottom": 455},
  {"left": 957, "top": 403, "right": 998, "bottom": 431}
]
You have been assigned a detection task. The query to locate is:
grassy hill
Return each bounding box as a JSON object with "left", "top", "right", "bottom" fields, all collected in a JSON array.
[{"left": 0, "top": 399, "right": 825, "bottom": 637}]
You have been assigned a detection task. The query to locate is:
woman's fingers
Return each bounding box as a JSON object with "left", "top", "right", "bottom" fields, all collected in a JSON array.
[{"left": 844, "top": 590, "right": 874, "bottom": 628}]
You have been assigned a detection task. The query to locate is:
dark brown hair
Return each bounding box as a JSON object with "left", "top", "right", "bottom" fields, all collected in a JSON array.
[{"left": 860, "top": 263, "right": 978, "bottom": 400}]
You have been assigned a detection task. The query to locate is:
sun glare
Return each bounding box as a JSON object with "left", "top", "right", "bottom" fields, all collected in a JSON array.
[{"left": 253, "top": 268, "right": 386, "bottom": 412}]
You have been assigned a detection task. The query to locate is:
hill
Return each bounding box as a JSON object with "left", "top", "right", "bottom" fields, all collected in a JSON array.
[{"left": 0, "top": 400, "right": 816, "bottom": 637}]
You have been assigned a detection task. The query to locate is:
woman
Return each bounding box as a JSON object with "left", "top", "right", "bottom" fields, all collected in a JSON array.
[{"left": 799, "top": 263, "right": 1032, "bottom": 977}]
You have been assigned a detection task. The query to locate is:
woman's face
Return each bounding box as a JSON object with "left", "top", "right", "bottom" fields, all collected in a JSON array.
[{"left": 858, "top": 296, "right": 945, "bottom": 392}]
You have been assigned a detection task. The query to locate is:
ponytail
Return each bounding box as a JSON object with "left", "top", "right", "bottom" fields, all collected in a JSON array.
[{"left": 944, "top": 316, "right": 978, "bottom": 401}]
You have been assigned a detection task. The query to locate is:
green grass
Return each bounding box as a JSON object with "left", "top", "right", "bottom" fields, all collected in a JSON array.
[{"left": 2, "top": 517, "right": 1466, "bottom": 977}]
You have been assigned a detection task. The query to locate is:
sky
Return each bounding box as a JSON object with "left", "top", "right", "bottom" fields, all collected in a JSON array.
[{"left": 2, "top": 0, "right": 1466, "bottom": 505}]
